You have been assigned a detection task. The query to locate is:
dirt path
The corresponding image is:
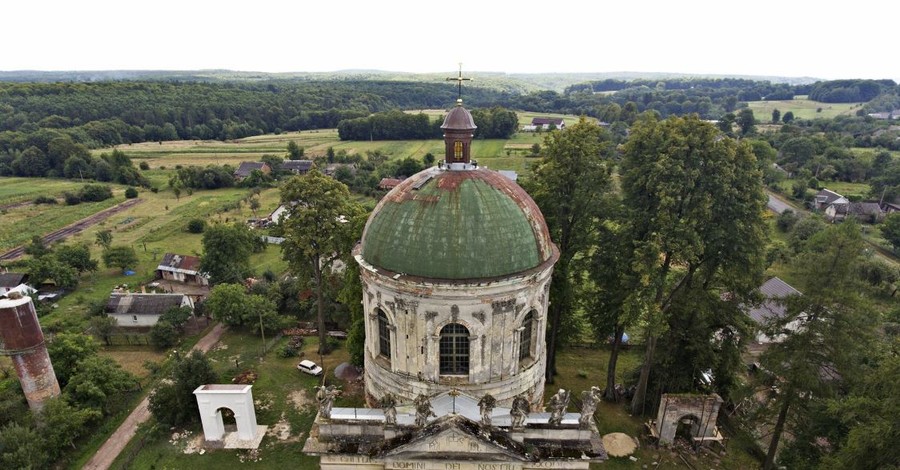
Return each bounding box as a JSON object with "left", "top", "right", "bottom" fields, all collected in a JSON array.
[
  {"left": 83, "top": 323, "right": 228, "bottom": 470},
  {"left": 0, "top": 198, "right": 144, "bottom": 261}
]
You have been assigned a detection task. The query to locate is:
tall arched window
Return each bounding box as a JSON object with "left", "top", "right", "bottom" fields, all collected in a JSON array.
[
  {"left": 377, "top": 310, "right": 391, "bottom": 359},
  {"left": 519, "top": 311, "right": 534, "bottom": 361},
  {"left": 439, "top": 323, "right": 469, "bottom": 375}
]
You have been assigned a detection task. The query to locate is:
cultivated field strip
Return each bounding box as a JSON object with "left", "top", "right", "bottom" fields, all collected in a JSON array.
[{"left": 0, "top": 198, "right": 145, "bottom": 261}]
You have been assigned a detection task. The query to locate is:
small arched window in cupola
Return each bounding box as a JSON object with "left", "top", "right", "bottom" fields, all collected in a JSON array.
[{"left": 454, "top": 141, "right": 463, "bottom": 161}]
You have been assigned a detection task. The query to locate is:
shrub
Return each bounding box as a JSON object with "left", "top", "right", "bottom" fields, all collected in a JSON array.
[
  {"left": 138, "top": 161, "right": 150, "bottom": 170},
  {"left": 33, "top": 195, "right": 57, "bottom": 205},
  {"left": 79, "top": 184, "right": 113, "bottom": 202},
  {"left": 277, "top": 343, "right": 298, "bottom": 358},
  {"left": 186, "top": 218, "right": 206, "bottom": 233},
  {"left": 64, "top": 192, "right": 81, "bottom": 205},
  {"left": 124, "top": 187, "right": 138, "bottom": 199},
  {"left": 150, "top": 187, "right": 159, "bottom": 193},
  {"left": 776, "top": 209, "right": 799, "bottom": 232}
]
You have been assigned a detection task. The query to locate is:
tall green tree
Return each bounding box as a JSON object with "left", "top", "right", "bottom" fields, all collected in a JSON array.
[
  {"left": 584, "top": 209, "right": 641, "bottom": 399},
  {"left": 737, "top": 108, "right": 756, "bottom": 135},
  {"left": 27, "top": 256, "right": 78, "bottom": 289},
  {"left": 523, "top": 117, "right": 614, "bottom": 383},
  {"left": 200, "top": 223, "right": 257, "bottom": 284},
  {"left": 204, "top": 283, "right": 281, "bottom": 335},
  {"left": 287, "top": 140, "right": 304, "bottom": 159},
  {"left": 759, "top": 221, "right": 876, "bottom": 470},
  {"left": 65, "top": 355, "right": 137, "bottom": 414},
  {"left": 39, "top": 397, "right": 100, "bottom": 456},
  {"left": 620, "top": 114, "right": 767, "bottom": 414},
  {"left": 881, "top": 212, "right": 900, "bottom": 251},
  {"left": 95, "top": 230, "right": 113, "bottom": 250},
  {"left": 280, "top": 170, "right": 364, "bottom": 355},
  {"left": 102, "top": 245, "right": 138, "bottom": 272},
  {"left": 55, "top": 243, "right": 97, "bottom": 274},
  {"left": 47, "top": 333, "right": 100, "bottom": 387},
  {"left": 149, "top": 350, "right": 218, "bottom": 427}
]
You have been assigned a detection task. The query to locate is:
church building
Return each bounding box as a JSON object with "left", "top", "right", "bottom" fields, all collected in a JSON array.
[
  {"left": 303, "top": 95, "right": 605, "bottom": 468},
  {"left": 355, "top": 98, "right": 559, "bottom": 409}
]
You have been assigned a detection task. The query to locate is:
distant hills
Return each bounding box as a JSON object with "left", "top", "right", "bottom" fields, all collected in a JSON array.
[{"left": 0, "top": 69, "right": 822, "bottom": 92}]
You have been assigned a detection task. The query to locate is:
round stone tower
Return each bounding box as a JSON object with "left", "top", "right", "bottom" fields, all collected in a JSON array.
[
  {"left": 0, "top": 295, "right": 61, "bottom": 411},
  {"left": 354, "top": 101, "right": 558, "bottom": 408}
]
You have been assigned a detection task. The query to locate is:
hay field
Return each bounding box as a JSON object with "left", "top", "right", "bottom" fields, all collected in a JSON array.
[{"left": 746, "top": 97, "right": 863, "bottom": 121}]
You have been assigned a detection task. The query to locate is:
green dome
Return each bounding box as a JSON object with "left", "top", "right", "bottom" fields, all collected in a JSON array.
[{"left": 360, "top": 168, "right": 555, "bottom": 280}]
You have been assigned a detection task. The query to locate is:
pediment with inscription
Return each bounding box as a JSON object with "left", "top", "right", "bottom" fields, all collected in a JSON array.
[{"left": 379, "top": 415, "right": 530, "bottom": 462}]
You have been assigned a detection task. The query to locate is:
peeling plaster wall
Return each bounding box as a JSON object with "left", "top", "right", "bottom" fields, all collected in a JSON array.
[{"left": 358, "top": 255, "right": 553, "bottom": 408}]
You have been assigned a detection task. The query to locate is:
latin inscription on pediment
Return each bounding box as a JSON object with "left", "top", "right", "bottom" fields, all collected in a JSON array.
[
  {"left": 385, "top": 462, "right": 522, "bottom": 470},
  {"left": 401, "top": 429, "right": 486, "bottom": 454}
]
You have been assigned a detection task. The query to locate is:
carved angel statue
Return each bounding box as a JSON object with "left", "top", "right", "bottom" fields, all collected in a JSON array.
[
  {"left": 315, "top": 385, "right": 341, "bottom": 419},
  {"left": 510, "top": 393, "right": 531, "bottom": 429},
  {"left": 477, "top": 393, "right": 497, "bottom": 426},
  {"left": 413, "top": 393, "right": 436, "bottom": 427},
  {"left": 380, "top": 393, "right": 398, "bottom": 426},
  {"left": 578, "top": 386, "right": 602, "bottom": 428},
  {"left": 547, "top": 388, "right": 570, "bottom": 426}
]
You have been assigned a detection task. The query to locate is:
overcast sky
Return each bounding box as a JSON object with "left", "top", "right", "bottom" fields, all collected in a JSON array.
[{"left": 3, "top": 0, "right": 896, "bottom": 81}]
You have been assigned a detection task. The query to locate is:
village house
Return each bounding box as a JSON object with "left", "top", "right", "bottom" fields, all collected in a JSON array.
[
  {"left": 745, "top": 277, "right": 803, "bottom": 344},
  {"left": 522, "top": 117, "right": 566, "bottom": 132},
  {"left": 825, "top": 202, "right": 885, "bottom": 223},
  {"left": 0, "top": 272, "right": 33, "bottom": 298},
  {"left": 867, "top": 110, "right": 900, "bottom": 120},
  {"left": 156, "top": 253, "right": 208, "bottom": 286},
  {"left": 106, "top": 292, "right": 192, "bottom": 327},
  {"left": 813, "top": 188, "right": 848, "bottom": 211},
  {"left": 233, "top": 162, "right": 271, "bottom": 182},
  {"left": 377, "top": 177, "right": 404, "bottom": 190},
  {"left": 281, "top": 159, "right": 313, "bottom": 175}
]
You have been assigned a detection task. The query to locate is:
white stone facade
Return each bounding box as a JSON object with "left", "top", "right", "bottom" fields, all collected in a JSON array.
[{"left": 357, "top": 254, "right": 554, "bottom": 408}]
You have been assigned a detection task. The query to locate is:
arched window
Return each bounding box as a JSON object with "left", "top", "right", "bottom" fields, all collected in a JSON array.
[
  {"left": 377, "top": 310, "right": 391, "bottom": 359},
  {"left": 439, "top": 323, "right": 469, "bottom": 375},
  {"left": 453, "top": 141, "right": 463, "bottom": 161},
  {"left": 519, "top": 311, "right": 534, "bottom": 361}
]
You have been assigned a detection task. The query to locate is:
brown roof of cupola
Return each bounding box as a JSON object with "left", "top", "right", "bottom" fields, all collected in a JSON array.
[{"left": 440, "top": 100, "right": 477, "bottom": 130}]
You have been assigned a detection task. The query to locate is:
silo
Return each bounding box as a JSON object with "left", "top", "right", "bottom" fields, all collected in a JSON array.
[{"left": 0, "top": 294, "right": 60, "bottom": 411}]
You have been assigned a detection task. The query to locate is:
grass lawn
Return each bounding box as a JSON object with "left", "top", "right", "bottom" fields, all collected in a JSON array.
[
  {"left": 746, "top": 97, "right": 863, "bottom": 121},
  {"left": 113, "top": 337, "right": 760, "bottom": 470},
  {"left": 112, "top": 333, "right": 338, "bottom": 470},
  {"left": 773, "top": 178, "right": 872, "bottom": 201}
]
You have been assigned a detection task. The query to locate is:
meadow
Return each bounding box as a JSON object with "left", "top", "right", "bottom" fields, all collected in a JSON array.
[{"left": 746, "top": 96, "right": 863, "bottom": 121}]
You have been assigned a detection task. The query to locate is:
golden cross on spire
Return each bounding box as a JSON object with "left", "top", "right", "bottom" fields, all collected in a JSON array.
[{"left": 446, "top": 63, "right": 472, "bottom": 102}]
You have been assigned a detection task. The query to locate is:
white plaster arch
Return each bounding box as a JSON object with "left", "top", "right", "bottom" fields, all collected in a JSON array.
[{"left": 194, "top": 385, "right": 259, "bottom": 442}]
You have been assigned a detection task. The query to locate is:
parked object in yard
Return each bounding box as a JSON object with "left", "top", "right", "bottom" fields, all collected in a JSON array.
[{"left": 297, "top": 359, "right": 323, "bottom": 376}]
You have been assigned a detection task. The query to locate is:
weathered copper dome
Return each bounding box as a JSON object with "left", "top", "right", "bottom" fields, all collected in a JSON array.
[{"left": 359, "top": 167, "right": 556, "bottom": 280}]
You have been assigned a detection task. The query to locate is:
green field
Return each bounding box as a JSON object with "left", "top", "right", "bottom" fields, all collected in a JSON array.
[
  {"left": 0, "top": 192, "right": 126, "bottom": 252},
  {"left": 1, "top": 183, "right": 286, "bottom": 332},
  {"left": 746, "top": 97, "right": 863, "bottom": 121},
  {"left": 0, "top": 177, "right": 94, "bottom": 205},
  {"left": 98, "top": 112, "right": 564, "bottom": 176}
]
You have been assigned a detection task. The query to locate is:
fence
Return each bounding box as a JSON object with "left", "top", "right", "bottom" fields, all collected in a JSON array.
[{"left": 106, "top": 334, "right": 151, "bottom": 346}]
